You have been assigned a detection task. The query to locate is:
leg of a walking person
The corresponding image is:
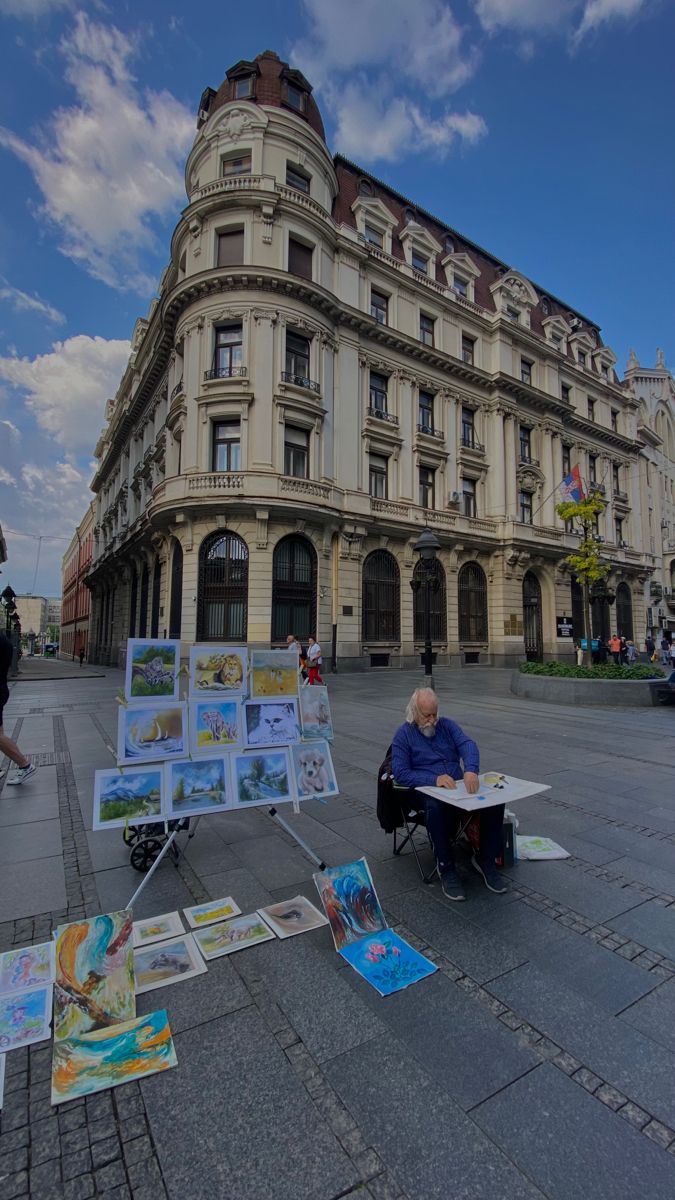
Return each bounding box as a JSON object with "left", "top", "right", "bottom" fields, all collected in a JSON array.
[{"left": 0, "top": 726, "right": 29, "bottom": 768}]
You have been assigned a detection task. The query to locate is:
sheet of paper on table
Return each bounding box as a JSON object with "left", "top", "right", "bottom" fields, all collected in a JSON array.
[{"left": 416, "top": 773, "right": 551, "bottom": 812}]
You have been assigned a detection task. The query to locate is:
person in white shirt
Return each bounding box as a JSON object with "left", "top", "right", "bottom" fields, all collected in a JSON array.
[{"left": 306, "top": 635, "right": 324, "bottom": 686}]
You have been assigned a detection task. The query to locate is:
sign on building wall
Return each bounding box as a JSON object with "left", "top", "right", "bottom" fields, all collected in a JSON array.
[{"left": 556, "top": 616, "right": 573, "bottom": 639}]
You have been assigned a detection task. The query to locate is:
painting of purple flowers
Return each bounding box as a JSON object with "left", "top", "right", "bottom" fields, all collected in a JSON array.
[{"left": 339, "top": 930, "right": 437, "bottom": 996}]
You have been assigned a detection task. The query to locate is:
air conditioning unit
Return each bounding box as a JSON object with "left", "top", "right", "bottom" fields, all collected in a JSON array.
[
  {"left": 569, "top": 317, "right": 582, "bottom": 330},
  {"left": 448, "top": 492, "right": 460, "bottom": 506},
  {"left": 664, "top": 587, "right": 673, "bottom": 597},
  {"left": 198, "top": 108, "right": 210, "bottom": 122}
]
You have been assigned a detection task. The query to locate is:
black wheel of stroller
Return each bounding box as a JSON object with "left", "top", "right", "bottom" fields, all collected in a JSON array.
[{"left": 129, "top": 837, "right": 164, "bottom": 872}]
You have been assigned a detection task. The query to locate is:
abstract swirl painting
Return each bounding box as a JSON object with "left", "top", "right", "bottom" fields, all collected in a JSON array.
[{"left": 51, "top": 1009, "right": 177, "bottom": 1105}]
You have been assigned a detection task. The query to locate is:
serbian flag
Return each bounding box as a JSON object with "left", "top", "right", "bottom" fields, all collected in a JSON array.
[{"left": 559, "top": 465, "right": 584, "bottom": 503}]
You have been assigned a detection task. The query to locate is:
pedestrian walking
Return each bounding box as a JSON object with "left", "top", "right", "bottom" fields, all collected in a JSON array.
[
  {"left": 78, "top": 647, "right": 85, "bottom": 667},
  {"left": 645, "top": 635, "right": 655, "bottom": 662},
  {"left": 609, "top": 633, "right": 621, "bottom": 665},
  {"left": 661, "top": 635, "right": 671, "bottom": 665},
  {"left": 626, "top": 639, "right": 637, "bottom": 665},
  {"left": 306, "top": 635, "right": 324, "bottom": 686},
  {"left": 574, "top": 641, "right": 584, "bottom": 667},
  {"left": 619, "top": 636, "right": 628, "bottom": 665},
  {"left": 286, "top": 634, "right": 308, "bottom": 684},
  {"left": 0, "top": 631, "right": 37, "bottom": 786},
  {"left": 670, "top": 641, "right": 675, "bottom": 671}
]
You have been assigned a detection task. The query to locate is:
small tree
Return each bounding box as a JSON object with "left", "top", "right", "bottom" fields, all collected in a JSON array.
[{"left": 556, "top": 495, "right": 610, "bottom": 667}]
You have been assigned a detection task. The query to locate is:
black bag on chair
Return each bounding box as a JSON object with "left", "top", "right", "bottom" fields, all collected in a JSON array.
[{"left": 376, "top": 744, "right": 420, "bottom": 833}]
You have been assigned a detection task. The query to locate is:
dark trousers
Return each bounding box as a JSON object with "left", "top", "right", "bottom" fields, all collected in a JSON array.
[{"left": 424, "top": 795, "right": 505, "bottom": 872}]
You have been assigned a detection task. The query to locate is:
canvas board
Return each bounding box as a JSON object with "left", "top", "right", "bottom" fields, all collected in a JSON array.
[
  {"left": 0, "top": 984, "right": 53, "bottom": 1051},
  {"left": 313, "top": 857, "right": 387, "bottom": 952},
  {"left": 0, "top": 1050, "right": 5, "bottom": 1110},
  {"left": 189, "top": 698, "right": 242, "bottom": 754},
  {"left": 416, "top": 773, "right": 551, "bottom": 813},
  {"left": 164, "top": 756, "right": 231, "bottom": 819},
  {"left": 133, "top": 912, "right": 185, "bottom": 948},
  {"left": 134, "top": 933, "right": 207, "bottom": 994},
  {"left": 93, "top": 766, "right": 164, "bottom": 831},
  {"left": 243, "top": 699, "right": 300, "bottom": 748},
  {"left": 339, "top": 930, "right": 437, "bottom": 996},
  {"left": 117, "top": 702, "right": 188, "bottom": 765},
  {"left": 189, "top": 645, "right": 248, "bottom": 698},
  {"left": 51, "top": 1008, "right": 177, "bottom": 1105},
  {"left": 124, "top": 639, "right": 181, "bottom": 703},
  {"left": 298, "top": 685, "right": 334, "bottom": 741},
  {"left": 54, "top": 910, "right": 135, "bottom": 1042},
  {"left": 231, "top": 749, "right": 293, "bottom": 808},
  {"left": 193, "top": 913, "right": 275, "bottom": 959},
  {"left": 250, "top": 649, "right": 299, "bottom": 698},
  {"left": 258, "top": 895, "right": 329, "bottom": 940},
  {"left": 0, "top": 941, "right": 55, "bottom": 993},
  {"left": 290, "top": 739, "right": 339, "bottom": 801},
  {"left": 183, "top": 897, "right": 242, "bottom": 929}
]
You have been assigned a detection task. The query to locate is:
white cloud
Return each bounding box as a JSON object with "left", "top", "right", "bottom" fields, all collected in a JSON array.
[
  {"left": 0, "top": 466, "right": 16, "bottom": 485},
  {"left": 473, "top": 0, "right": 578, "bottom": 33},
  {"left": 1, "top": 418, "right": 21, "bottom": 439},
  {"left": 0, "top": 13, "right": 195, "bottom": 292},
  {"left": 0, "top": 333, "right": 130, "bottom": 452},
  {"left": 330, "top": 81, "right": 487, "bottom": 161},
  {"left": 0, "top": 0, "right": 74, "bottom": 15},
  {"left": 573, "top": 0, "right": 646, "bottom": 43},
  {"left": 0, "top": 280, "right": 65, "bottom": 324}
]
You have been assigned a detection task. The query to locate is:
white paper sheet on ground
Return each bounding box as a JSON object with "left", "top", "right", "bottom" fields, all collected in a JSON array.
[
  {"left": 516, "top": 835, "right": 570, "bottom": 860},
  {"left": 416, "top": 773, "right": 550, "bottom": 812}
]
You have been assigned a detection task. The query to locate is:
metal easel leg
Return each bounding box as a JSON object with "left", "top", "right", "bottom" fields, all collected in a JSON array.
[
  {"left": 126, "top": 829, "right": 181, "bottom": 909},
  {"left": 268, "top": 807, "right": 327, "bottom": 870}
]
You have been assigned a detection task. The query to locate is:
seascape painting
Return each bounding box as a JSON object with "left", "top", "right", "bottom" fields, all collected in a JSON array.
[
  {"left": 258, "top": 896, "right": 329, "bottom": 940},
  {"left": 117, "top": 703, "right": 188, "bottom": 765},
  {"left": 189, "top": 646, "right": 248, "bottom": 698},
  {"left": 250, "top": 649, "right": 299, "bottom": 698},
  {"left": 133, "top": 934, "right": 206, "bottom": 994},
  {"left": 0, "top": 985, "right": 53, "bottom": 1051},
  {"left": 183, "top": 897, "right": 241, "bottom": 929},
  {"left": 190, "top": 699, "right": 241, "bottom": 754},
  {"left": 193, "top": 914, "right": 275, "bottom": 959},
  {"left": 298, "top": 685, "right": 334, "bottom": 741},
  {"left": 0, "top": 941, "right": 55, "bottom": 993},
  {"left": 243, "top": 699, "right": 300, "bottom": 748},
  {"left": 125, "top": 639, "right": 181, "bottom": 702},
  {"left": 54, "top": 910, "right": 135, "bottom": 1041},
  {"left": 313, "top": 858, "right": 387, "bottom": 952},
  {"left": 0, "top": 1051, "right": 4, "bottom": 1109},
  {"left": 132, "top": 912, "right": 185, "bottom": 948},
  {"left": 51, "top": 1009, "right": 178, "bottom": 1105},
  {"left": 231, "top": 751, "right": 292, "bottom": 807},
  {"left": 291, "top": 740, "right": 339, "bottom": 800},
  {"left": 339, "top": 930, "right": 437, "bottom": 996},
  {"left": 93, "top": 767, "right": 164, "bottom": 831},
  {"left": 164, "top": 757, "right": 230, "bottom": 819}
]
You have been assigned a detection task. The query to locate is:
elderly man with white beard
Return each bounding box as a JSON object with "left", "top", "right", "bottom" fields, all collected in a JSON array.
[{"left": 391, "top": 687, "right": 507, "bottom": 903}]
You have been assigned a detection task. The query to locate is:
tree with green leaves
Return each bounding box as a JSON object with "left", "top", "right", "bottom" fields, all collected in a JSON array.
[{"left": 556, "top": 494, "right": 610, "bottom": 667}]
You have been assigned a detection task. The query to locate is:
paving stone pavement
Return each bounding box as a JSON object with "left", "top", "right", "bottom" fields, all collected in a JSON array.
[{"left": 1, "top": 659, "right": 675, "bottom": 1199}]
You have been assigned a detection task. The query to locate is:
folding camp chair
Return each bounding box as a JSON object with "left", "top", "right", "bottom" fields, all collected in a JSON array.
[{"left": 391, "top": 783, "right": 437, "bottom": 885}]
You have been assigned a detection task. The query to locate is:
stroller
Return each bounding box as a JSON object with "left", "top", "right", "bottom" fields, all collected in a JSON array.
[{"left": 123, "top": 817, "right": 194, "bottom": 872}]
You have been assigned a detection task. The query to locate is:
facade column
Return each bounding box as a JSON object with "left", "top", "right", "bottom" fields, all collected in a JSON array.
[
  {"left": 504, "top": 415, "right": 517, "bottom": 517},
  {"left": 551, "top": 433, "right": 564, "bottom": 527},
  {"left": 445, "top": 393, "right": 458, "bottom": 498},
  {"left": 541, "top": 428, "right": 555, "bottom": 526},
  {"left": 487, "top": 408, "right": 506, "bottom": 518}
]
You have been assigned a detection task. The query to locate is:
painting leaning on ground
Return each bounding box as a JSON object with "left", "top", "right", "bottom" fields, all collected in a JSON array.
[{"left": 51, "top": 1009, "right": 178, "bottom": 1104}]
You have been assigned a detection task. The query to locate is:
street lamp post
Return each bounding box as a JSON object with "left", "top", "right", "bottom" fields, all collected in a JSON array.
[{"left": 410, "top": 527, "right": 441, "bottom": 689}]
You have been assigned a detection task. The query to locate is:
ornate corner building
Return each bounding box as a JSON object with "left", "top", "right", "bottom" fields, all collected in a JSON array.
[{"left": 86, "top": 50, "right": 664, "bottom": 669}]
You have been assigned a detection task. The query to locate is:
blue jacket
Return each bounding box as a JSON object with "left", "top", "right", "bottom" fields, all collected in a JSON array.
[{"left": 391, "top": 718, "right": 480, "bottom": 789}]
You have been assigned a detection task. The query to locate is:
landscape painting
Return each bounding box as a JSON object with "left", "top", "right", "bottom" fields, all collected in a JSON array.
[
  {"left": 132, "top": 912, "right": 185, "bottom": 948},
  {"left": 258, "top": 896, "right": 329, "bottom": 940},
  {"left": 0, "top": 985, "right": 53, "bottom": 1051},
  {"left": 133, "top": 934, "right": 206, "bottom": 994},
  {"left": 125, "top": 639, "right": 181, "bottom": 702},
  {"left": 190, "top": 699, "right": 241, "bottom": 755},
  {"left": 339, "top": 930, "right": 437, "bottom": 996},
  {"left": 243, "top": 699, "right": 300, "bottom": 748},
  {"left": 193, "top": 914, "right": 275, "bottom": 959},
  {"left": 189, "top": 646, "right": 248, "bottom": 698},
  {"left": 165, "top": 757, "right": 231, "bottom": 819},
  {"left": 93, "top": 767, "right": 164, "bottom": 831},
  {"left": 291, "top": 740, "right": 339, "bottom": 800},
  {"left": 183, "top": 897, "right": 241, "bottom": 929},
  {"left": 117, "top": 703, "right": 188, "bottom": 765},
  {"left": 0, "top": 1052, "right": 4, "bottom": 1109},
  {"left": 250, "top": 649, "right": 299, "bottom": 698},
  {"left": 231, "top": 750, "right": 292, "bottom": 807},
  {"left": 313, "top": 858, "right": 387, "bottom": 952},
  {"left": 54, "top": 910, "right": 135, "bottom": 1041},
  {"left": 51, "top": 1009, "right": 178, "bottom": 1105},
  {"left": 0, "top": 941, "right": 55, "bottom": 993},
  {"left": 298, "top": 685, "right": 334, "bottom": 741}
]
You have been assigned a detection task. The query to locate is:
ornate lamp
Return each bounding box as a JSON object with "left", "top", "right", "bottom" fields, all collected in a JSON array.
[{"left": 411, "top": 527, "right": 441, "bottom": 685}]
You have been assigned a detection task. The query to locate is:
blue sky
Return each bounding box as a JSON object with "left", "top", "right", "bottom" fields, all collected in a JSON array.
[{"left": 0, "top": 0, "right": 672, "bottom": 597}]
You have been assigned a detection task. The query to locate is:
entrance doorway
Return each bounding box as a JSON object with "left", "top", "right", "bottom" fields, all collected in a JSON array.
[{"left": 522, "top": 571, "right": 543, "bottom": 662}]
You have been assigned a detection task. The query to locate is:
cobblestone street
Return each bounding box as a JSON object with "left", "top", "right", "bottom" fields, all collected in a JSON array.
[{"left": 1, "top": 659, "right": 675, "bottom": 1199}]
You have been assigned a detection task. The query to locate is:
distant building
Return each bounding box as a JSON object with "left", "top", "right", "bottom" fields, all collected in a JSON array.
[
  {"left": 15, "top": 595, "right": 47, "bottom": 637},
  {"left": 45, "top": 598, "right": 62, "bottom": 631},
  {"left": 60, "top": 503, "right": 95, "bottom": 660},
  {"left": 0, "top": 523, "right": 7, "bottom": 568}
]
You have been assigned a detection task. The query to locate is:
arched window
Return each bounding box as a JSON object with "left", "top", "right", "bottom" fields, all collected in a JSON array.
[
  {"left": 522, "top": 570, "right": 543, "bottom": 662},
  {"left": 412, "top": 559, "right": 447, "bottom": 642},
  {"left": 169, "top": 541, "right": 183, "bottom": 640},
  {"left": 458, "top": 562, "right": 488, "bottom": 643},
  {"left": 138, "top": 563, "right": 149, "bottom": 638},
  {"left": 615, "top": 582, "right": 633, "bottom": 641},
  {"left": 362, "top": 550, "right": 400, "bottom": 642},
  {"left": 150, "top": 556, "right": 162, "bottom": 638},
  {"left": 271, "top": 535, "right": 316, "bottom": 643},
  {"left": 128, "top": 567, "right": 138, "bottom": 638},
  {"left": 197, "top": 530, "right": 248, "bottom": 641}
]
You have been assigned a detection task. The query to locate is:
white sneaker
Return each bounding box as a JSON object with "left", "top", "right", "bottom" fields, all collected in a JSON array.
[{"left": 6, "top": 762, "right": 37, "bottom": 785}]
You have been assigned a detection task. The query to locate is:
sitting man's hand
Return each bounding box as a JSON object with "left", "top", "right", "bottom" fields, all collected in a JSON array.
[
  {"left": 463, "top": 771, "right": 480, "bottom": 794},
  {"left": 436, "top": 774, "right": 456, "bottom": 789}
]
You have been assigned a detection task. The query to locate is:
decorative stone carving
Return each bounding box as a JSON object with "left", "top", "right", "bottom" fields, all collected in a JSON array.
[
  {"left": 218, "top": 108, "right": 254, "bottom": 141},
  {"left": 255, "top": 510, "right": 269, "bottom": 549}
]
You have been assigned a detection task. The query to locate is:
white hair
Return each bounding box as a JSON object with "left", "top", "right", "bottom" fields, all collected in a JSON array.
[{"left": 405, "top": 687, "right": 438, "bottom": 724}]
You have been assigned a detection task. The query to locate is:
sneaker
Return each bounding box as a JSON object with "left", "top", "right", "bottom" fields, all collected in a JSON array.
[
  {"left": 6, "top": 763, "right": 37, "bottom": 786},
  {"left": 440, "top": 868, "right": 466, "bottom": 902},
  {"left": 471, "top": 854, "right": 508, "bottom": 894}
]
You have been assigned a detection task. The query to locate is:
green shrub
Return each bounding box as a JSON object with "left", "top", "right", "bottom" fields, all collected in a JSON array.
[{"left": 518, "top": 661, "right": 665, "bottom": 680}]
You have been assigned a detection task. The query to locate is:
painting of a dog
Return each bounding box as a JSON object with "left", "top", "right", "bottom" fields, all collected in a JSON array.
[{"left": 291, "top": 739, "right": 338, "bottom": 800}]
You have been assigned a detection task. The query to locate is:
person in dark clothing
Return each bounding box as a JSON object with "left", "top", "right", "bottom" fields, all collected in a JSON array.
[
  {"left": 392, "top": 687, "right": 507, "bottom": 903},
  {"left": 0, "top": 632, "right": 37, "bottom": 785},
  {"left": 78, "top": 647, "right": 85, "bottom": 667}
]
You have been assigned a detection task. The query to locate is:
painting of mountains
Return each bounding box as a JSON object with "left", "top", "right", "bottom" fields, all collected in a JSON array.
[{"left": 93, "top": 768, "right": 164, "bottom": 830}]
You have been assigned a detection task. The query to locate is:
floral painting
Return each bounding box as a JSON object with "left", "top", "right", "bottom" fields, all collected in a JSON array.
[
  {"left": 189, "top": 646, "right": 248, "bottom": 698},
  {"left": 313, "top": 858, "right": 387, "bottom": 951},
  {"left": 51, "top": 1009, "right": 177, "bottom": 1105},
  {"left": 117, "top": 703, "right": 188, "bottom": 765},
  {"left": 0, "top": 942, "right": 55, "bottom": 993},
  {"left": 0, "top": 985, "right": 53, "bottom": 1051},
  {"left": 133, "top": 934, "right": 206, "bottom": 994},
  {"left": 183, "top": 897, "right": 241, "bottom": 929},
  {"left": 250, "top": 649, "right": 299, "bottom": 698},
  {"left": 290, "top": 739, "right": 338, "bottom": 800},
  {"left": 54, "top": 910, "right": 135, "bottom": 1042},
  {"left": 132, "top": 912, "right": 185, "bottom": 948},
  {"left": 339, "top": 930, "right": 437, "bottom": 996},
  {"left": 190, "top": 699, "right": 241, "bottom": 754},
  {"left": 125, "top": 639, "right": 181, "bottom": 702},
  {"left": 231, "top": 751, "right": 292, "bottom": 807},
  {"left": 192, "top": 914, "right": 275, "bottom": 959},
  {"left": 298, "top": 685, "right": 334, "bottom": 741},
  {"left": 164, "top": 757, "right": 230, "bottom": 819},
  {"left": 93, "top": 767, "right": 164, "bottom": 830}
]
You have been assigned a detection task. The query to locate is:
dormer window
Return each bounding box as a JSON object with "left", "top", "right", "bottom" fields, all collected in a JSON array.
[
  {"left": 506, "top": 307, "right": 519, "bottom": 322},
  {"left": 453, "top": 276, "right": 468, "bottom": 298},
  {"left": 578, "top": 350, "right": 587, "bottom": 368},
  {"left": 412, "top": 250, "right": 428, "bottom": 274},
  {"left": 351, "top": 195, "right": 397, "bottom": 256},
  {"left": 358, "top": 178, "right": 373, "bottom": 196},
  {"left": 285, "top": 83, "right": 307, "bottom": 113},
  {"left": 234, "top": 76, "right": 254, "bottom": 99},
  {"left": 400, "top": 221, "right": 442, "bottom": 278},
  {"left": 364, "top": 224, "right": 383, "bottom": 248}
]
